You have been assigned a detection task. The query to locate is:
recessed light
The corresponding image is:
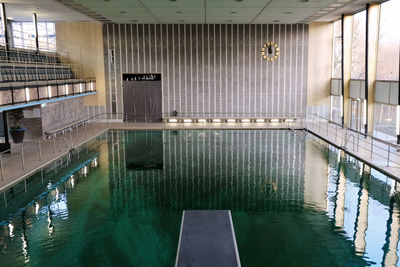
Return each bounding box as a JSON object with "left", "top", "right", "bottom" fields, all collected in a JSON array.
[
  {"left": 179, "top": 20, "right": 185, "bottom": 22},
  {"left": 273, "top": 19, "right": 280, "bottom": 22},
  {"left": 227, "top": 20, "right": 233, "bottom": 22},
  {"left": 230, "top": 11, "right": 237, "bottom": 14},
  {"left": 120, "top": 11, "right": 126, "bottom": 14},
  {"left": 170, "top": 0, "right": 177, "bottom": 1},
  {"left": 131, "top": 19, "right": 138, "bottom": 22},
  {"left": 284, "top": 11, "right": 293, "bottom": 14},
  {"left": 329, "top": 3, "right": 343, "bottom": 7},
  {"left": 300, "top": 0, "right": 309, "bottom": 2},
  {"left": 103, "top": 0, "right": 110, "bottom": 1},
  {"left": 176, "top": 11, "right": 183, "bottom": 14},
  {"left": 235, "top": 0, "right": 243, "bottom": 2}
]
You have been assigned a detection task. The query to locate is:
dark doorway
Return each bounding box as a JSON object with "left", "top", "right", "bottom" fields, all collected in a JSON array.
[{"left": 122, "top": 73, "right": 162, "bottom": 122}]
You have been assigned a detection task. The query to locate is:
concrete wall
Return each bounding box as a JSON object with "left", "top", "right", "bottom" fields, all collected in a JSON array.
[
  {"left": 55, "top": 22, "right": 106, "bottom": 116},
  {"left": 104, "top": 24, "right": 309, "bottom": 117},
  {"left": 306, "top": 22, "right": 333, "bottom": 118}
]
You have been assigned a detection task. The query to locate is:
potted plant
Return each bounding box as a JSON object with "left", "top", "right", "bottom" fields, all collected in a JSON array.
[{"left": 8, "top": 109, "right": 25, "bottom": 143}]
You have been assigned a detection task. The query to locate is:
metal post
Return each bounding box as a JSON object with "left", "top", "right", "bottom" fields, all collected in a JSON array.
[
  {"left": 370, "top": 138, "right": 374, "bottom": 158},
  {"left": 0, "top": 3, "right": 10, "bottom": 60},
  {"left": 364, "top": 4, "right": 369, "bottom": 135},
  {"left": 341, "top": 14, "right": 345, "bottom": 126},
  {"left": 32, "top": 13, "right": 39, "bottom": 52},
  {"left": 38, "top": 139, "right": 42, "bottom": 161},
  {"left": 387, "top": 146, "right": 390, "bottom": 167},
  {"left": 0, "top": 155, "right": 4, "bottom": 181},
  {"left": 21, "top": 147, "right": 25, "bottom": 170},
  {"left": 52, "top": 135, "right": 56, "bottom": 153}
]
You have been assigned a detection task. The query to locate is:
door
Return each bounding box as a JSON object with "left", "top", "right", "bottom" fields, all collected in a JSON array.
[{"left": 122, "top": 74, "right": 162, "bottom": 122}]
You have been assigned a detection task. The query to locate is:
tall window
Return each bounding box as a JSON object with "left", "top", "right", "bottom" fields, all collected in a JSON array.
[
  {"left": 0, "top": 22, "right": 4, "bottom": 45},
  {"left": 351, "top": 11, "right": 366, "bottom": 79},
  {"left": 376, "top": 0, "right": 400, "bottom": 81},
  {"left": 11, "top": 22, "right": 56, "bottom": 52},
  {"left": 332, "top": 20, "right": 342, "bottom": 78}
]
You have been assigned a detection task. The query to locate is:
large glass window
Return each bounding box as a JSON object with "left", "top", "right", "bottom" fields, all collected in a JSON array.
[
  {"left": 376, "top": 0, "right": 400, "bottom": 81},
  {"left": 11, "top": 22, "right": 56, "bottom": 52},
  {"left": 331, "top": 95, "right": 342, "bottom": 124},
  {"left": 332, "top": 20, "right": 342, "bottom": 78},
  {"left": 0, "top": 22, "right": 5, "bottom": 45},
  {"left": 373, "top": 103, "right": 397, "bottom": 141},
  {"left": 351, "top": 11, "right": 366, "bottom": 79}
]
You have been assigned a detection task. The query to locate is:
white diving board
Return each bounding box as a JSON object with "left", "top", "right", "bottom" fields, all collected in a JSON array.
[{"left": 175, "top": 210, "right": 241, "bottom": 267}]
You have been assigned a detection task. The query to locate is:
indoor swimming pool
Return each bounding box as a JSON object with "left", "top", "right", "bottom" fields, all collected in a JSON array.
[{"left": 0, "top": 130, "right": 399, "bottom": 266}]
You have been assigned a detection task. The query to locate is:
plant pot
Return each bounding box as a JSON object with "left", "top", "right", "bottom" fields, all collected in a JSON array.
[{"left": 10, "top": 128, "right": 25, "bottom": 143}]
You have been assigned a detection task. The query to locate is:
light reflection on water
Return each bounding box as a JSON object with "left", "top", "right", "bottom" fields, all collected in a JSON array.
[{"left": 0, "top": 130, "right": 399, "bottom": 266}]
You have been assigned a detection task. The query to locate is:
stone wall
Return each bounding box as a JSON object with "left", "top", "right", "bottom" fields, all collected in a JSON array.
[{"left": 41, "top": 98, "right": 87, "bottom": 132}]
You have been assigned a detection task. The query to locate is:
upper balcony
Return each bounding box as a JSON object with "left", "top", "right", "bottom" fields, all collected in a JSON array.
[{"left": 0, "top": 45, "right": 97, "bottom": 111}]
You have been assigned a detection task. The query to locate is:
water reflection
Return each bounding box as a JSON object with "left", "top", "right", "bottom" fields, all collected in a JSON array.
[
  {"left": 1, "top": 130, "right": 400, "bottom": 266},
  {"left": 0, "top": 153, "right": 100, "bottom": 265},
  {"left": 109, "top": 130, "right": 400, "bottom": 266}
]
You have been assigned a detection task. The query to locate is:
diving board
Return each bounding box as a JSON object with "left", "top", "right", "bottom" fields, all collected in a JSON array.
[{"left": 175, "top": 210, "right": 241, "bottom": 267}]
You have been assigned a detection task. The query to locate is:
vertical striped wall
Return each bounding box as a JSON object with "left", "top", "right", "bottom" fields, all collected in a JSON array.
[{"left": 104, "top": 24, "right": 309, "bottom": 118}]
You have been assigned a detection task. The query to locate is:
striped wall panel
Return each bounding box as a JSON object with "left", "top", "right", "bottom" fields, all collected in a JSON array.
[{"left": 104, "top": 24, "right": 309, "bottom": 118}]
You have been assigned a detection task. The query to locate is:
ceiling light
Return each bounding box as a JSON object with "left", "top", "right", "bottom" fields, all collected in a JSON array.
[
  {"left": 176, "top": 11, "right": 183, "bottom": 14},
  {"left": 212, "top": 119, "right": 221, "bottom": 123},
  {"left": 198, "top": 119, "right": 207, "bottom": 123},
  {"left": 270, "top": 119, "right": 280, "bottom": 123},
  {"left": 321, "top": 7, "right": 335, "bottom": 11},
  {"left": 170, "top": 0, "right": 177, "bottom": 1},
  {"left": 227, "top": 119, "right": 236, "bottom": 123},
  {"left": 183, "top": 119, "right": 192, "bottom": 123},
  {"left": 168, "top": 119, "right": 178, "bottom": 123},
  {"left": 235, "top": 0, "right": 243, "bottom": 2},
  {"left": 227, "top": 20, "right": 233, "bottom": 22},
  {"left": 284, "top": 11, "right": 293, "bottom": 14},
  {"left": 273, "top": 20, "right": 280, "bottom": 23},
  {"left": 131, "top": 19, "right": 138, "bottom": 22},
  {"left": 241, "top": 119, "right": 250, "bottom": 123},
  {"left": 179, "top": 20, "right": 185, "bottom": 22},
  {"left": 256, "top": 119, "right": 265, "bottom": 123},
  {"left": 329, "top": 3, "right": 343, "bottom": 7},
  {"left": 230, "top": 11, "right": 237, "bottom": 14},
  {"left": 300, "top": 0, "right": 309, "bottom": 2},
  {"left": 120, "top": 11, "right": 126, "bottom": 14}
]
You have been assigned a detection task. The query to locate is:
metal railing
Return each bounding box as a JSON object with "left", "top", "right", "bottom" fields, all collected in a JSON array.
[
  {"left": 0, "top": 113, "right": 110, "bottom": 182},
  {"left": 306, "top": 113, "right": 400, "bottom": 168}
]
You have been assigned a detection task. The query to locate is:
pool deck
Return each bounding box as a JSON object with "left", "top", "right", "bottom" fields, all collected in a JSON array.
[
  {"left": 0, "top": 120, "right": 399, "bottom": 193},
  {"left": 175, "top": 210, "right": 241, "bottom": 267}
]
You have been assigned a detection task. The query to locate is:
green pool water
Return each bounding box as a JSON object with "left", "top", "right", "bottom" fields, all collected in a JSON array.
[{"left": 0, "top": 130, "right": 399, "bottom": 266}]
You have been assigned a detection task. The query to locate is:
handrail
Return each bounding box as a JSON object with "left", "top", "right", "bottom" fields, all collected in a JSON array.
[
  {"left": 0, "top": 113, "right": 107, "bottom": 156},
  {"left": 308, "top": 112, "right": 400, "bottom": 150}
]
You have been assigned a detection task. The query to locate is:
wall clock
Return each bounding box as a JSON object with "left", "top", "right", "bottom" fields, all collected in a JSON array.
[{"left": 261, "top": 42, "right": 279, "bottom": 61}]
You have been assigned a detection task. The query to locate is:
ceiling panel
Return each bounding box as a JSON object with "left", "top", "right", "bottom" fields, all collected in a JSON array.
[
  {"left": 2, "top": 0, "right": 93, "bottom": 21},
  {"left": 2, "top": 0, "right": 375, "bottom": 24}
]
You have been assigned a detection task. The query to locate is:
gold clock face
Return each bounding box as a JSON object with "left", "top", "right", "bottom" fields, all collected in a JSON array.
[{"left": 261, "top": 42, "right": 280, "bottom": 61}]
